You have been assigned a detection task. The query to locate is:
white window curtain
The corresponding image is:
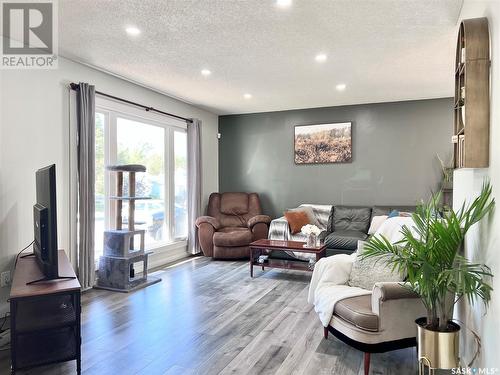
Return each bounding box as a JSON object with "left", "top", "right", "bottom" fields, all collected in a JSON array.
[
  {"left": 187, "top": 118, "right": 202, "bottom": 254},
  {"left": 75, "top": 82, "right": 96, "bottom": 289}
]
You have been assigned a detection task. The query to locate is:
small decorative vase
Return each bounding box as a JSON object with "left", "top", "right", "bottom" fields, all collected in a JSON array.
[{"left": 306, "top": 233, "right": 317, "bottom": 248}]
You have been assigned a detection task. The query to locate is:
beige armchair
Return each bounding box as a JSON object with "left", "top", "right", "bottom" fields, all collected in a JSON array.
[
  {"left": 324, "top": 281, "right": 426, "bottom": 375},
  {"left": 195, "top": 192, "right": 271, "bottom": 259}
]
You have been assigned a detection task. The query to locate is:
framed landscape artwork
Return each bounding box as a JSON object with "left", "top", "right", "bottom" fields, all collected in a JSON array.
[{"left": 294, "top": 122, "right": 352, "bottom": 164}]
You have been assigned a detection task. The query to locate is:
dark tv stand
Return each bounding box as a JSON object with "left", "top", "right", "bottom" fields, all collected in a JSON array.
[
  {"left": 10, "top": 250, "right": 81, "bottom": 374},
  {"left": 19, "top": 252, "right": 35, "bottom": 259},
  {"left": 18, "top": 252, "right": 77, "bottom": 285},
  {"left": 26, "top": 275, "right": 77, "bottom": 285}
]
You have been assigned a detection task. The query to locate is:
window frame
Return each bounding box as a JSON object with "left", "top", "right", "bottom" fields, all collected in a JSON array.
[{"left": 95, "top": 96, "right": 188, "bottom": 258}]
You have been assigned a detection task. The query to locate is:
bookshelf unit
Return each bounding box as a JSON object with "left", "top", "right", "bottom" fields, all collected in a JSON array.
[{"left": 453, "top": 17, "right": 490, "bottom": 169}]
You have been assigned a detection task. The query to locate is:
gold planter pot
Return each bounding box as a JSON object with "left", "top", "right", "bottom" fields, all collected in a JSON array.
[{"left": 416, "top": 317, "right": 460, "bottom": 374}]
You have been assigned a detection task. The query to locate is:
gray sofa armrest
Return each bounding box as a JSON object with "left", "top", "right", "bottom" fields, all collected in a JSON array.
[
  {"left": 371, "top": 282, "right": 426, "bottom": 338},
  {"left": 195, "top": 216, "right": 221, "bottom": 230},
  {"left": 318, "top": 230, "right": 329, "bottom": 242},
  {"left": 372, "top": 282, "right": 420, "bottom": 302}
]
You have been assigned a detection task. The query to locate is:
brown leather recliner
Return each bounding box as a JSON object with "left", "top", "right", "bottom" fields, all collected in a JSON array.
[{"left": 195, "top": 192, "right": 271, "bottom": 259}]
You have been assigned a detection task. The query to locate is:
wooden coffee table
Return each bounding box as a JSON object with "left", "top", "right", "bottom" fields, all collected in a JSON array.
[{"left": 249, "top": 239, "right": 326, "bottom": 277}]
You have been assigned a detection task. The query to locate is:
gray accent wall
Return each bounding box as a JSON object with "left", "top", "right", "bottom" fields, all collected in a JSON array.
[{"left": 219, "top": 98, "right": 453, "bottom": 218}]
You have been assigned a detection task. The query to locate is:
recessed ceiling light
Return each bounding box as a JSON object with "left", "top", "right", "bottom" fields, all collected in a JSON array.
[
  {"left": 315, "top": 53, "right": 327, "bottom": 62},
  {"left": 125, "top": 26, "right": 141, "bottom": 36},
  {"left": 243, "top": 93, "right": 252, "bottom": 99},
  {"left": 276, "top": 0, "right": 292, "bottom": 8},
  {"left": 336, "top": 83, "right": 347, "bottom": 91},
  {"left": 201, "top": 69, "right": 211, "bottom": 77}
]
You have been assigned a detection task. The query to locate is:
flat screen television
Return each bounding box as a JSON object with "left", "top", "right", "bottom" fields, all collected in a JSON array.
[{"left": 33, "top": 164, "right": 59, "bottom": 281}]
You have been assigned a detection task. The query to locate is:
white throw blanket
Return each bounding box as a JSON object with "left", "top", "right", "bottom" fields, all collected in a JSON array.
[
  {"left": 308, "top": 253, "right": 371, "bottom": 327},
  {"left": 374, "top": 216, "right": 417, "bottom": 243}
]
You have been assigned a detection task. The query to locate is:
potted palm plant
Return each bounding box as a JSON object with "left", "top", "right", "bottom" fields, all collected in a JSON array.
[{"left": 363, "top": 182, "right": 494, "bottom": 370}]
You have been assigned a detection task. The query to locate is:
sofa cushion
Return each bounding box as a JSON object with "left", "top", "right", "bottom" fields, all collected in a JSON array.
[
  {"left": 334, "top": 295, "right": 379, "bottom": 332},
  {"left": 213, "top": 229, "right": 252, "bottom": 247},
  {"left": 326, "top": 248, "right": 355, "bottom": 257},
  {"left": 333, "top": 206, "right": 372, "bottom": 233},
  {"left": 217, "top": 226, "right": 249, "bottom": 233},
  {"left": 324, "top": 230, "right": 368, "bottom": 250},
  {"left": 220, "top": 192, "right": 249, "bottom": 215}
]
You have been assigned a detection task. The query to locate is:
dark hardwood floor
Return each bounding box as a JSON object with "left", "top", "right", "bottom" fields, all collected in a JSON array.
[{"left": 0, "top": 257, "right": 417, "bottom": 374}]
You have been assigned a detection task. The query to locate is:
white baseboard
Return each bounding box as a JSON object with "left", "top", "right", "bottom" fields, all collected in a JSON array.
[{"left": 148, "top": 244, "right": 189, "bottom": 270}]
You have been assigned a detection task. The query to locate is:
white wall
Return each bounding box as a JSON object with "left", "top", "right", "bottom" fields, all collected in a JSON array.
[
  {"left": 453, "top": 1, "right": 500, "bottom": 369},
  {"left": 0, "top": 56, "right": 219, "bottom": 314}
]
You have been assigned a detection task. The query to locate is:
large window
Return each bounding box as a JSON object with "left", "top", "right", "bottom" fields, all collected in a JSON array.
[{"left": 94, "top": 98, "right": 188, "bottom": 260}]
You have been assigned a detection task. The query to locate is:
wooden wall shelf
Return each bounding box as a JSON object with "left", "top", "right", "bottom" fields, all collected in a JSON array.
[{"left": 453, "top": 17, "right": 490, "bottom": 169}]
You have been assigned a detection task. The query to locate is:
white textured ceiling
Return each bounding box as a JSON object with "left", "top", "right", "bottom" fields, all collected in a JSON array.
[{"left": 59, "top": 0, "right": 463, "bottom": 115}]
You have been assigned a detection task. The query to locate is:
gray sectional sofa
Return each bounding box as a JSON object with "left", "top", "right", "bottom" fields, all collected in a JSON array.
[{"left": 268, "top": 204, "right": 415, "bottom": 260}]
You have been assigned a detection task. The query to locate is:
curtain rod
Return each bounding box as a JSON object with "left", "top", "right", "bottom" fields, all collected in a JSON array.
[{"left": 69, "top": 82, "right": 192, "bottom": 123}]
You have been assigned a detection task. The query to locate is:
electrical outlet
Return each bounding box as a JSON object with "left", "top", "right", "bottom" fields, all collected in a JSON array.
[{"left": 0, "top": 271, "right": 10, "bottom": 287}]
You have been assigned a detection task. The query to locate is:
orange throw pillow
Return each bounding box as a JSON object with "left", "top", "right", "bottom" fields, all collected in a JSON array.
[{"left": 284, "top": 210, "right": 310, "bottom": 234}]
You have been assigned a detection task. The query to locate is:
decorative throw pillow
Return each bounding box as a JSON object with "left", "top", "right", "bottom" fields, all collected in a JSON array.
[
  {"left": 348, "top": 244, "right": 404, "bottom": 290},
  {"left": 289, "top": 206, "right": 320, "bottom": 227},
  {"left": 284, "top": 210, "right": 310, "bottom": 234},
  {"left": 368, "top": 215, "right": 388, "bottom": 235}
]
